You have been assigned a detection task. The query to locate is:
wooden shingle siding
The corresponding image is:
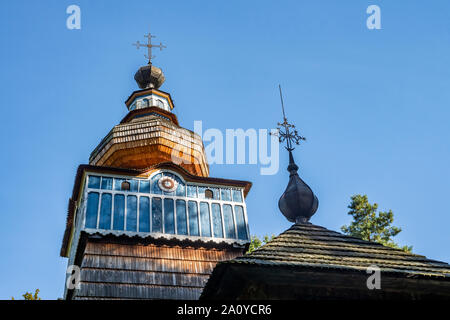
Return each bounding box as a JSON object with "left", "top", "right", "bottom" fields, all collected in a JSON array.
[{"left": 73, "top": 241, "right": 243, "bottom": 300}]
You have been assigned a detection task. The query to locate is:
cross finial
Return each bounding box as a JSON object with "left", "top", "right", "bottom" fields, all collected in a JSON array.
[
  {"left": 133, "top": 29, "right": 166, "bottom": 65},
  {"left": 272, "top": 85, "right": 306, "bottom": 152}
]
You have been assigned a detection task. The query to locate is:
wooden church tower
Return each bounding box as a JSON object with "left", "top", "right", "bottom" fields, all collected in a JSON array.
[{"left": 60, "top": 33, "right": 251, "bottom": 300}]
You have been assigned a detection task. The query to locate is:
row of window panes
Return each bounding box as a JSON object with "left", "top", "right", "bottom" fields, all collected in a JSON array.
[
  {"left": 84, "top": 192, "right": 248, "bottom": 240},
  {"left": 87, "top": 175, "right": 243, "bottom": 202}
]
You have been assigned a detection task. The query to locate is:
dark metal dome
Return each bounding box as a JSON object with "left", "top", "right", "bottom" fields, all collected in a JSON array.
[
  {"left": 134, "top": 64, "right": 165, "bottom": 89},
  {"left": 278, "top": 151, "right": 318, "bottom": 223}
]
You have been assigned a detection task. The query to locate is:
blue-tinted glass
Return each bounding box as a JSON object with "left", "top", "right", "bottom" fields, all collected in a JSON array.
[
  {"left": 223, "top": 204, "right": 236, "bottom": 239},
  {"left": 88, "top": 176, "right": 101, "bottom": 189},
  {"left": 101, "top": 177, "right": 113, "bottom": 190},
  {"left": 139, "top": 180, "right": 150, "bottom": 193},
  {"left": 198, "top": 187, "right": 206, "bottom": 199},
  {"left": 211, "top": 203, "right": 223, "bottom": 238},
  {"left": 113, "top": 194, "right": 125, "bottom": 230},
  {"left": 188, "top": 201, "right": 199, "bottom": 236},
  {"left": 187, "top": 185, "right": 197, "bottom": 198},
  {"left": 99, "top": 193, "right": 112, "bottom": 230},
  {"left": 129, "top": 180, "right": 138, "bottom": 192},
  {"left": 139, "top": 196, "right": 150, "bottom": 232},
  {"left": 211, "top": 188, "right": 220, "bottom": 200},
  {"left": 114, "top": 178, "right": 124, "bottom": 191},
  {"left": 234, "top": 205, "right": 248, "bottom": 240},
  {"left": 152, "top": 197, "right": 162, "bottom": 232},
  {"left": 151, "top": 174, "right": 162, "bottom": 194},
  {"left": 85, "top": 192, "right": 99, "bottom": 228},
  {"left": 126, "top": 195, "right": 137, "bottom": 232},
  {"left": 200, "top": 202, "right": 211, "bottom": 237},
  {"left": 176, "top": 200, "right": 188, "bottom": 235},
  {"left": 164, "top": 199, "right": 175, "bottom": 234},
  {"left": 221, "top": 188, "right": 232, "bottom": 201},
  {"left": 232, "top": 190, "right": 243, "bottom": 203},
  {"left": 175, "top": 178, "right": 186, "bottom": 197}
]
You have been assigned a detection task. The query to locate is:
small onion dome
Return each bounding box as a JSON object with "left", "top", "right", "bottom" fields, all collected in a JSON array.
[
  {"left": 278, "top": 151, "right": 318, "bottom": 223},
  {"left": 134, "top": 64, "right": 165, "bottom": 89}
]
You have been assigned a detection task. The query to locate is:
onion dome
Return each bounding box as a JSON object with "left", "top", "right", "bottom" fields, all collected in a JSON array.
[
  {"left": 134, "top": 64, "right": 165, "bottom": 89},
  {"left": 278, "top": 151, "right": 318, "bottom": 223}
]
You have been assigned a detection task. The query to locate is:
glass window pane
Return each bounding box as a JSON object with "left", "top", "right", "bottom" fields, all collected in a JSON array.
[
  {"left": 99, "top": 193, "right": 112, "bottom": 230},
  {"left": 164, "top": 199, "right": 175, "bottom": 234},
  {"left": 88, "top": 176, "right": 101, "bottom": 189},
  {"left": 139, "top": 196, "right": 150, "bottom": 232},
  {"left": 114, "top": 178, "right": 124, "bottom": 191},
  {"left": 101, "top": 177, "right": 113, "bottom": 190},
  {"left": 187, "top": 185, "right": 197, "bottom": 198},
  {"left": 200, "top": 202, "right": 211, "bottom": 237},
  {"left": 113, "top": 194, "right": 125, "bottom": 230},
  {"left": 129, "top": 180, "right": 139, "bottom": 192},
  {"left": 234, "top": 205, "right": 248, "bottom": 240},
  {"left": 188, "top": 201, "right": 199, "bottom": 236},
  {"left": 85, "top": 192, "right": 99, "bottom": 228},
  {"left": 198, "top": 187, "right": 206, "bottom": 199},
  {"left": 139, "top": 180, "right": 150, "bottom": 193},
  {"left": 211, "top": 203, "right": 223, "bottom": 238},
  {"left": 223, "top": 204, "right": 236, "bottom": 239},
  {"left": 152, "top": 197, "right": 162, "bottom": 232},
  {"left": 126, "top": 195, "right": 137, "bottom": 232},
  {"left": 151, "top": 174, "right": 162, "bottom": 194},
  {"left": 221, "top": 188, "right": 232, "bottom": 201},
  {"left": 175, "top": 178, "right": 185, "bottom": 197},
  {"left": 176, "top": 200, "right": 187, "bottom": 235},
  {"left": 232, "top": 189, "right": 243, "bottom": 203}
]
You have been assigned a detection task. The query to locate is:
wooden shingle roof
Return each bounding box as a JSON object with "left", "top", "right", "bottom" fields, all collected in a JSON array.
[
  {"left": 201, "top": 223, "right": 450, "bottom": 300},
  {"left": 232, "top": 223, "right": 450, "bottom": 278}
]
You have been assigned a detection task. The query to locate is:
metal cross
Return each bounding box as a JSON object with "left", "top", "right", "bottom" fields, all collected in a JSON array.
[
  {"left": 133, "top": 30, "right": 166, "bottom": 64},
  {"left": 272, "top": 85, "right": 306, "bottom": 151}
]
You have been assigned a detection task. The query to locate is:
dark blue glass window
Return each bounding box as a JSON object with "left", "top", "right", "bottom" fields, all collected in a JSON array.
[
  {"left": 188, "top": 201, "right": 199, "bottom": 236},
  {"left": 187, "top": 185, "right": 197, "bottom": 198},
  {"left": 221, "top": 188, "right": 232, "bottom": 201},
  {"left": 113, "top": 194, "right": 125, "bottom": 230},
  {"left": 211, "top": 203, "right": 223, "bottom": 238},
  {"left": 234, "top": 205, "right": 248, "bottom": 240},
  {"left": 223, "top": 204, "right": 236, "bottom": 239},
  {"left": 129, "top": 180, "right": 138, "bottom": 192},
  {"left": 151, "top": 174, "right": 162, "bottom": 194},
  {"left": 176, "top": 200, "right": 188, "bottom": 235},
  {"left": 152, "top": 197, "right": 162, "bottom": 232},
  {"left": 139, "top": 180, "right": 150, "bottom": 193},
  {"left": 200, "top": 202, "right": 211, "bottom": 237},
  {"left": 175, "top": 178, "right": 185, "bottom": 197},
  {"left": 232, "top": 190, "right": 243, "bottom": 203},
  {"left": 164, "top": 199, "right": 175, "bottom": 234},
  {"left": 88, "top": 176, "right": 101, "bottom": 189},
  {"left": 98, "top": 193, "right": 112, "bottom": 230},
  {"left": 114, "top": 179, "right": 124, "bottom": 191},
  {"left": 139, "top": 196, "right": 150, "bottom": 232},
  {"left": 85, "top": 192, "right": 99, "bottom": 228},
  {"left": 126, "top": 195, "right": 137, "bottom": 232},
  {"left": 101, "top": 177, "right": 113, "bottom": 190}
]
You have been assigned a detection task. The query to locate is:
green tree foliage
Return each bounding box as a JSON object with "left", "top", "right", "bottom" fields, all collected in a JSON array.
[
  {"left": 341, "top": 194, "right": 412, "bottom": 252},
  {"left": 11, "top": 289, "right": 42, "bottom": 300},
  {"left": 247, "top": 234, "right": 276, "bottom": 254}
]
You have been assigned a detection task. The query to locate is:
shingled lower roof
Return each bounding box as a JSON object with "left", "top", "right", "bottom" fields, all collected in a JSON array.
[
  {"left": 201, "top": 223, "right": 450, "bottom": 299},
  {"left": 233, "top": 223, "right": 450, "bottom": 278}
]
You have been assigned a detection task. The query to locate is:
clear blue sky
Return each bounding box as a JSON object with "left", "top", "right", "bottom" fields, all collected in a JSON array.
[{"left": 1, "top": 0, "right": 449, "bottom": 299}]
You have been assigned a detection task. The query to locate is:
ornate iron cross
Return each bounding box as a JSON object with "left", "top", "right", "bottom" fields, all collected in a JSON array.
[
  {"left": 272, "top": 85, "right": 306, "bottom": 151},
  {"left": 133, "top": 30, "right": 166, "bottom": 64}
]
